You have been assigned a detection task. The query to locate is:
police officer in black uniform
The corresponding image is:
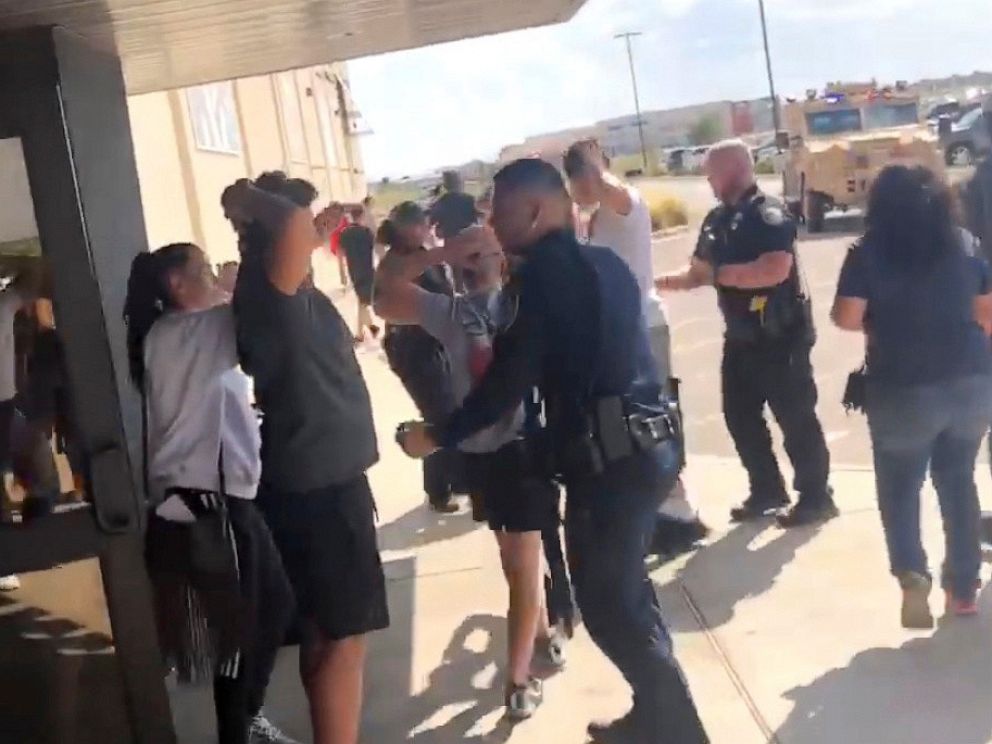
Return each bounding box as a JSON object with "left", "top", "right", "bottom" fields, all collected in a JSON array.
[
  {"left": 659, "top": 140, "right": 837, "bottom": 528},
  {"left": 398, "top": 159, "right": 709, "bottom": 744}
]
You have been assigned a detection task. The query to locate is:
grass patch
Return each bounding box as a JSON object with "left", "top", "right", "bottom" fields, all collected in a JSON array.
[{"left": 640, "top": 185, "right": 689, "bottom": 231}]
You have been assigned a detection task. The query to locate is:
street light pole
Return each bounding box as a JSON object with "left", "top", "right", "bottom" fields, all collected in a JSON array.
[
  {"left": 615, "top": 31, "right": 649, "bottom": 171},
  {"left": 757, "top": 0, "right": 782, "bottom": 144}
]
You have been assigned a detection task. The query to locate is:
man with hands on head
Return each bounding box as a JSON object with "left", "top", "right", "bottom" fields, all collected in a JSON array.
[
  {"left": 375, "top": 225, "right": 568, "bottom": 720},
  {"left": 222, "top": 174, "right": 388, "bottom": 744},
  {"left": 564, "top": 138, "right": 709, "bottom": 556}
]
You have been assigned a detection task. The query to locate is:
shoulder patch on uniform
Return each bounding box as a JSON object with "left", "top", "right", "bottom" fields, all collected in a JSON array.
[{"left": 760, "top": 203, "right": 786, "bottom": 226}]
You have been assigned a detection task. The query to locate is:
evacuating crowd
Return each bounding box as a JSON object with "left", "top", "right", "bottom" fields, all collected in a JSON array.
[{"left": 124, "top": 105, "right": 992, "bottom": 744}]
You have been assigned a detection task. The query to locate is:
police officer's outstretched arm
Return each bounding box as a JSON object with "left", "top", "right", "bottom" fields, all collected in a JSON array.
[{"left": 656, "top": 212, "right": 717, "bottom": 292}]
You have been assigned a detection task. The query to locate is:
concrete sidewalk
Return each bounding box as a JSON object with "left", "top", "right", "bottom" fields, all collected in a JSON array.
[
  {"left": 170, "top": 431, "right": 992, "bottom": 742},
  {"left": 168, "top": 278, "right": 992, "bottom": 742}
]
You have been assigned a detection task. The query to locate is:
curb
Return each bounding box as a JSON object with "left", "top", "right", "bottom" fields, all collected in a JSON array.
[{"left": 652, "top": 225, "right": 690, "bottom": 239}]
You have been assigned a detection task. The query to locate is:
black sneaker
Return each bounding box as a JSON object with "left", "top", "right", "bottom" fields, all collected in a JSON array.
[
  {"left": 651, "top": 517, "right": 711, "bottom": 556},
  {"left": 776, "top": 499, "right": 839, "bottom": 528},
  {"left": 730, "top": 495, "right": 789, "bottom": 523},
  {"left": 427, "top": 496, "right": 459, "bottom": 514},
  {"left": 21, "top": 495, "right": 54, "bottom": 522},
  {"left": 587, "top": 709, "right": 643, "bottom": 743},
  {"left": 248, "top": 713, "right": 300, "bottom": 744}
]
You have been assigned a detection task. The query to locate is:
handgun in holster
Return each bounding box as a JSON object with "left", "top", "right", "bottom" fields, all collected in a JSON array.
[{"left": 559, "top": 396, "right": 677, "bottom": 481}]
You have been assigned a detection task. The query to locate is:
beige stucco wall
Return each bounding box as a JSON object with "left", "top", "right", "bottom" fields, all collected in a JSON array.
[
  {"left": 129, "top": 62, "right": 367, "bottom": 265},
  {"left": 127, "top": 92, "right": 197, "bottom": 250},
  {"left": 235, "top": 76, "right": 287, "bottom": 175}
]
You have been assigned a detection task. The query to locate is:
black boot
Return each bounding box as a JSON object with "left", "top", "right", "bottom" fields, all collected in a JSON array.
[
  {"left": 730, "top": 493, "right": 789, "bottom": 523},
  {"left": 777, "top": 489, "right": 839, "bottom": 528},
  {"left": 587, "top": 709, "right": 643, "bottom": 743},
  {"left": 650, "top": 516, "right": 711, "bottom": 557},
  {"left": 427, "top": 495, "right": 459, "bottom": 514}
]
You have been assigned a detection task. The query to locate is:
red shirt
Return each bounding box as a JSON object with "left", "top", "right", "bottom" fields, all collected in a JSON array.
[{"left": 329, "top": 217, "right": 349, "bottom": 256}]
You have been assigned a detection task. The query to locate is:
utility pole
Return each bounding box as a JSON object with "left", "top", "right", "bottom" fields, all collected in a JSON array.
[
  {"left": 615, "top": 31, "right": 649, "bottom": 171},
  {"left": 757, "top": 0, "right": 782, "bottom": 146}
]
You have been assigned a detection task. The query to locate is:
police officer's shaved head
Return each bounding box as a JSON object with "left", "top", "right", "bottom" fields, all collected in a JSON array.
[
  {"left": 705, "top": 139, "right": 756, "bottom": 205},
  {"left": 490, "top": 158, "right": 573, "bottom": 254}
]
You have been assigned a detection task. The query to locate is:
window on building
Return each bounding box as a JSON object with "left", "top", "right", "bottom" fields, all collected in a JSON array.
[
  {"left": 186, "top": 83, "right": 241, "bottom": 154},
  {"left": 277, "top": 72, "right": 308, "bottom": 163}
]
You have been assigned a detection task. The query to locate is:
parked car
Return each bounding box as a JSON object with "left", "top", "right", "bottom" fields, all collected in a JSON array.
[{"left": 940, "top": 108, "right": 990, "bottom": 166}]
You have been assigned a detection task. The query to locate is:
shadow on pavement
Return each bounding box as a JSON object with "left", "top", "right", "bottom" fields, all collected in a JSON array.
[
  {"left": 0, "top": 594, "right": 129, "bottom": 744},
  {"left": 654, "top": 522, "right": 821, "bottom": 632},
  {"left": 378, "top": 503, "right": 481, "bottom": 553},
  {"left": 397, "top": 612, "right": 514, "bottom": 743},
  {"left": 774, "top": 584, "right": 992, "bottom": 744}
]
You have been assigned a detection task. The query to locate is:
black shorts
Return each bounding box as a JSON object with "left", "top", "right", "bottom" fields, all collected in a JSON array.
[
  {"left": 464, "top": 442, "right": 560, "bottom": 533},
  {"left": 256, "top": 475, "right": 389, "bottom": 641}
]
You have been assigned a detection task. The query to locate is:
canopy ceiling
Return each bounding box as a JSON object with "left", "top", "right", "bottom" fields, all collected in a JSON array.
[{"left": 0, "top": 0, "right": 585, "bottom": 93}]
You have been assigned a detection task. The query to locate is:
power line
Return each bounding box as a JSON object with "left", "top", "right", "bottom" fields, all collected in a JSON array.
[
  {"left": 615, "top": 31, "right": 649, "bottom": 171},
  {"left": 757, "top": 0, "right": 783, "bottom": 146}
]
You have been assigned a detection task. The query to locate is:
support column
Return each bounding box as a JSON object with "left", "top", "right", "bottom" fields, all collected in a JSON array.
[{"left": 0, "top": 26, "right": 175, "bottom": 744}]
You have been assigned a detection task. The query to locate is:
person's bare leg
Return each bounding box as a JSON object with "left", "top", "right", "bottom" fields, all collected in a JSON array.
[
  {"left": 300, "top": 624, "right": 367, "bottom": 744},
  {"left": 496, "top": 531, "right": 543, "bottom": 686},
  {"left": 354, "top": 305, "right": 365, "bottom": 343}
]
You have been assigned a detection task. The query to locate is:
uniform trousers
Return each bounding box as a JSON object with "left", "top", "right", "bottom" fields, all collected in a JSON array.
[
  {"left": 565, "top": 443, "right": 709, "bottom": 743},
  {"left": 721, "top": 338, "right": 830, "bottom": 504}
]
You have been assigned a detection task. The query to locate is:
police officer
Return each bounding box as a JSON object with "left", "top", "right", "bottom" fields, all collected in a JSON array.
[
  {"left": 399, "top": 158, "right": 709, "bottom": 744},
  {"left": 658, "top": 140, "right": 837, "bottom": 528}
]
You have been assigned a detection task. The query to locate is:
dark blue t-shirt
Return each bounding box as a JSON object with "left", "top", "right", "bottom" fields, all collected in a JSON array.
[{"left": 835, "top": 231, "right": 992, "bottom": 386}]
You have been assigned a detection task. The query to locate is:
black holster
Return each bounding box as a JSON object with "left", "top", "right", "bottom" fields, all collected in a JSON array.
[{"left": 558, "top": 396, "right": 678, "bottom": 481}]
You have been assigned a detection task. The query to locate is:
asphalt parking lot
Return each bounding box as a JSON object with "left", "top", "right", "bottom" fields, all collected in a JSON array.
[{"left": 654, "top": 228, "right": 884, "bottom": 471}]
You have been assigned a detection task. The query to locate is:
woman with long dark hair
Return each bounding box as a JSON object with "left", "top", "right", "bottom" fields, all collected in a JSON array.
[
  {"left": 833, "top": 165, "right": 992, "bottom": 629},
  {"left": 123, "top": 243, "right": 296, "bottom": 744}
]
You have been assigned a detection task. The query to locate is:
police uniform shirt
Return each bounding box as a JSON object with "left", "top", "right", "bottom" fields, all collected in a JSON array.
[{"left": 694, "top": 186, "right": 797, "bottom": 342}]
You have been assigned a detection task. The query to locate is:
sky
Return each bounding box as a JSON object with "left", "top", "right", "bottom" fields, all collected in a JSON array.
[{"left": 349, "top": 0, "right": 990, "bottom": 179}]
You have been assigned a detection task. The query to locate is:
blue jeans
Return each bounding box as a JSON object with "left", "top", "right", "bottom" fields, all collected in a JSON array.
[
  {"left": 565, "top": 442, "right": 708, "bottom": 743},
  {"left": 867, "top": 374, "right": 992, "bottom": 599}
]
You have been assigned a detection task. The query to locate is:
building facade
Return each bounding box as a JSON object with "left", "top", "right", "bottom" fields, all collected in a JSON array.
[
  {"left": 128, "top": 62, "right": 366, "bottom": 264},
  {"left": 498, "top": 97, "right": 778, "bottom": 167}
]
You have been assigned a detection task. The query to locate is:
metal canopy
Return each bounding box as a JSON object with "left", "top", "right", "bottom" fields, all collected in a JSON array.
[{"left": 0, "top": 0, "right": 585, "bottom": 93}]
